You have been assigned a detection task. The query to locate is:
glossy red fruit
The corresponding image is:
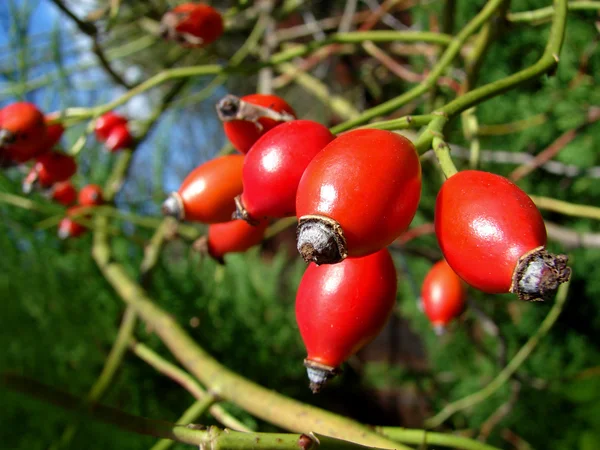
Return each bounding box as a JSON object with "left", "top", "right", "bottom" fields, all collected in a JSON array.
[
  {"left": 160, "top": 3, "right": 224, "bottom": 47},
  {"left": 162, "top": 154, "right": 244, "bottom": 223},
  {"left": 58, "top": 206, "right": 87, "bottom": 239},
  {"left": 105, "top": 124, "right": 133, "bottom": 152},
  {"left": 296, "top": 248, "right": 397, "bottom": 392},
  {"left": 217, "top": 94, "right": 297, "bottom": 154},
  {"left": 78, "top": 184, "right": 104, "bottom": 206},
  {"left": 296, "top": 129, "right": 421, "bottom": 265},
  {"left": 23, "top": 152, "right": 77, "bottom": 192},
  {"left": 195, "top": 219, "right": 269, "bottom": 263},
  {"left": 95, "top": 112, "right": 128, "bottom": 141},
  {"left": 234, "top": 120, "right": 334, "bottom": 223},
  {"left": 0, "top": 102, "right": 47, "bottom": 163},
  {"left": 421, "top": 260, "right": 467, "bottom": 333},
  {"left": 43, "top": 122, "right": 65, "bottom": 150},
  {"left": 435, "top": 170, "right": 571, "bottom": 301},
  {"left": 50, "top": 181, "right": 77, "bottom": 206}
]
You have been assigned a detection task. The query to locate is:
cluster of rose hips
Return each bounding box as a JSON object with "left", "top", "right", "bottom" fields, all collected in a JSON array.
[
  {"left": 1, "top": 1, "right": 571, "bottom": 392},
  {"left": 161, "top": 90, "right": 572, "bottom": 392},
  {"left": 0, "top": 102, "right": 130, "bottom": 239}
]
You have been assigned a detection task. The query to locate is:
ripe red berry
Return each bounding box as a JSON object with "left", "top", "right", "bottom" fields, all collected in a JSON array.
[
  {"left": 296, "top": 248, "right": 397, "bottom": 392},
  {"left": 95, "top": 112, "right": 128, "bottom": 141},
  {"left": 0, "top": 102, "right": 47, "bottom": 163},
  {"left": 163, "top": 154, "right": 244, "bottom": 223},
  {"left": 435, "top": 170, "right": 571, "bottom": 301},
  {"left": 58, "top": 206, "right": 87, "bottom": 239},
  {"left": 421, "top": 260, "right": 467, "bottom": 333},
  {"left": 296, "top": 129, "right": 421, "bottom": 265},
  {"left": 160, "top": 3, "right": 224, "bottom": 47},
  {"left": 78, "top": 184, "right": 104, "bottom": 206},
  {"left": 50, "top": 181, "right": 77, "bottom": 206},
  {"left": 194, "top": 219, "right": 269, "bottom": 263},
  {"left": 105, "top": 124, "right": 133, "bottom": 152},
  {"left": 217, "top": 94, "right": 297, "bottom": 154},
  {"left": 23, "top": 152, "right": 77, "bottom": 192},
  {"left": 234, "top": 120, "right": 334, "bottom": 223}
]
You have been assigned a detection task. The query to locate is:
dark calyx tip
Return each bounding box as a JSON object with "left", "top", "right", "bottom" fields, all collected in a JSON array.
[
  {"left": 216, "top": 95, "right": 241, "bottom": 121},
  {"left": 232, "top": 196, "right": 260, "bottom": 226},
  {"left": 296, "top": 216, "right": 347, "bottom": 265},
  {"left": 161, "top": 193, "right": 183, "bottom": 220},
  {"left": 0, "top": 129, "right": 16, "bottom": 146},
  {"left": 304, "top": 359, "right": 340, "bottom": 394},
  {"left": 512, "top": 246, "right": 572, "bottom": 302}
]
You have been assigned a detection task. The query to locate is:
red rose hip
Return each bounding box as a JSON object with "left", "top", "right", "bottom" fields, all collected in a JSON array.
[
  {"left": 296, "top": 248, "right": 397, "bottom": 392},
  {"left": 217, "top": 94, "right": 296, "bottom": 154},
  {"left": 296, "top": 129, "right": 421, "bottom": 264},
  {"left": 160, "top": 3, "right": 224, "bottom": 47},
  {"left": 194, "top": 219, "right": 269, "bottom": 264},
  {"left": 421, "top": 260, "right": 467, "bottom": 333},
  {"left": 162, "top": 154, "right": 244, "bottom": 224},
  {"left": 105, "top": 124, "right": 133, "bottom": 152},
  {"left": 78, "top": 184, "right": 104, "bottom": 206},
  {"left": 50, "top": 181, "right": 77, "bottom": 206},
  {"left": 95, "top": 112, "right": 128, "bottom": 141},
  {"left": 0, "top": 102, "right": 47, "bottom": 163},
  {"left": 23, "top": 152, "right": 77, "bottom": 192},
  {"left": 435, "top": 170, "right": 570, "bottom": 301},
  {"left": 234, "top": 120, "right": 334, "bottom": 223}
]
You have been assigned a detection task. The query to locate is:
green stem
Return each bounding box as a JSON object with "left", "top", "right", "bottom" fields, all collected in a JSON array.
[
  {"left": 150, "top": 395, "right": 217, "bottom": 450},
  {"left": 92, "top": 215, "right": 410, "bottom": 449},
  {"left": 4, "top": 374, "right": 384, "bottom": 450},
  {"left": 414, "top": 0, "right": 567, "bottom": 157},
  {"left": 62, "top": 30, "right": 452, "bottom": 122},
  {"left": 432, "top": 135, "right": 459, "bottom": 178},
  {"left": 439, "top": 0, "right": 568, "bottom": 119},
  {"left": 425, "top": 280, "right": 571, "bottom": 428},
  {"left": 377, "top": 427, "right": 502, "bottom": 450},
  {"left": 361, "top": 114, "right": 434, "bottom": 131},
  {"left": 131, "top": 341, "right": 251, "bottom": 432},
  {"left": 508, "top": 0, "right": 600, "bottom": 23},
  {"left": 331, "top": 0, "right": 506, "bottom": 133}
]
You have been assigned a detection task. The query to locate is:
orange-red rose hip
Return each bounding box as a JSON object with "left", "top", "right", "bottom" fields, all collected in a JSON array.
[
  {"left": 296, "top": 129, "right": 421, "bottom": 264},
  {"left": 296, "top": 248, "right": 397, "bottom": 392},
  {"left": 217, "top": 94, "right": 296, "bottom": 154},
  {"left": 234, "top": 120, "right": 334, "bottom": 223},
  {"left": 435, "top": 170, "right": 570, "bottom": 301},
  {"left": 162, "top": 155, "right": 244, "bottom": 224},
  {"left": 421, "top": 260, "right": 467, "bottom": 333},
  {"left": 160, "top": 3, "right": 223, "bottom": 47}
]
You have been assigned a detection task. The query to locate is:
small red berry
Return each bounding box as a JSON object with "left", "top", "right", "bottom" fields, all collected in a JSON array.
[
  {"left": 95, "top": 112, "right": 128, "bottom": 141},
  {"left": 217, "top": 94, "right": 297, "bottom": 154},
  {"left": 105, "top": 124, "right": 133, "bottom": 152},
  {"left": 234, "top": 120, "right": 334, "bottom": 223},
  {"left": 421, "top": 260, "right": 467, "bottom": 333},
  {"left": 296, "top": 129, "right": 421, "bottom": 265},
  {"left": 78, "top": 184, "right": 104, "bottom": 206},
  {"left": 162, "top": 154, "right": 244, "bottom": 223},
  {"left": 50, "top": 181, "right": 77, "bottom": 206},
  {"left": 296, "top": 248, "right": 397, "bottom": 392},
  {"left": 40, "top": 113, "right": 65, "bottom": 153},
  {"left": 194, "top": 219, "right": 269, "bottom": 263},
  {"left": 23, "top": 152, "right": 77, "bottom": 192},
  {"left": 0, "top": 102, "right": 47, "bottom": 163},
  {"left": 435, "top": 170, "right": 571, "bottom": 301},
  {"left": 58, "top": 206, "right": 88, "bottom": 239},
  {"left": 160, "top": 3, "right": 224, "bottom": 47}
]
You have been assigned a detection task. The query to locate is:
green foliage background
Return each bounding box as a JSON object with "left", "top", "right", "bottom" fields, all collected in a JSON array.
[{"left": 1, "top": 1, "right": 599, "bottom": 449}]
